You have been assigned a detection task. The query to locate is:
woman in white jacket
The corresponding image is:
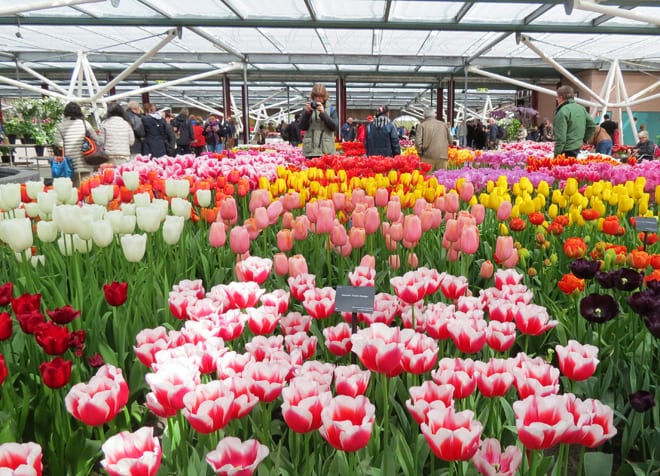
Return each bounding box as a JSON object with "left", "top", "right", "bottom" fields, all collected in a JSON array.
[{"left": 100, "top": 104, "right": 135, "bottom": 165}]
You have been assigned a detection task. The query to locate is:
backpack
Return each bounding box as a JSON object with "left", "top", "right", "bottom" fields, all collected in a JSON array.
[{"left": 497, "top": 125, "right": 506, "bottom": 140}]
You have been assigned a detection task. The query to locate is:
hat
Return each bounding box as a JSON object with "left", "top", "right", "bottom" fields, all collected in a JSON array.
[
  {"left": 376, "top": 105, "right": 389, "bottom": 116},
  {"left": 639, "top": 130, "right": 649, "bottom": 138},
  {"left": 367, "top": 115, "right": 374, "bottom": 121}
]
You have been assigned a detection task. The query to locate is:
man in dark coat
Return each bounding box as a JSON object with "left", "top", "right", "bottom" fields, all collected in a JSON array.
[
  {"left": 172, "top": 108, "right": 195, "bottom": 155},
  {"left": 365, "top": 106, "right": 400, "bottom": 157}
]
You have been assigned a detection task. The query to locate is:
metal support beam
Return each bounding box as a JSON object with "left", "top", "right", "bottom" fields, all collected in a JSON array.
[
  {"left": 92, "top": 28, "right": 178, "bottom": 101},
  {"left": 242, "top": 62, "right": 249, "bottom": 145},
  {"left": 573, "top": 0, "right": 660, "bottom": 26},
  {"left": 0, "top": 74, "right": 68, "bottom": 100},
  {"left": 0, "top": 0, "right": 104, "bottom": 15},
  {"left": 17, "top": 62, "right": 69, "bottom": 95},
  {"left": 223, "top": 75, "right": 232, "bottom": 118}
]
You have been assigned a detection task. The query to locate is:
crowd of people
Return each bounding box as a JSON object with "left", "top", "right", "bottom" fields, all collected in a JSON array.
[{"left": 45, "top": 82, "right": 654, "bottom": 184}]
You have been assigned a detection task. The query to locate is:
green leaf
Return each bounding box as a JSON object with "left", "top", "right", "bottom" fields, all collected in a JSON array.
[
  {"left": 392, "top": 426, "right": 415, "bottom": 476},
  {"left": 584, "top": 452, "right": 613, "bottom": 476},
  {"left": 97, "top": 341, "right": 119, "bottom": 366}
]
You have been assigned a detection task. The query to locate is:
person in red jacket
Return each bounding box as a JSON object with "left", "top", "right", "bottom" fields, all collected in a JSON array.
[
  {"left": 357, "top": 116, "right": 372, "bottom": 152},
  {"left": 190, "top": 115, "right": 206, "bottom": 156}
]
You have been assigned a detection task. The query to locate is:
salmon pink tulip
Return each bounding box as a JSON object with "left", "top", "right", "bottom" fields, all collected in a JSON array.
[
  {"left": 319, "top": 395, "right": 376, "bottom": 452},
  {"left": 229, "top": 226, "right": 250, "bottom": 255}
]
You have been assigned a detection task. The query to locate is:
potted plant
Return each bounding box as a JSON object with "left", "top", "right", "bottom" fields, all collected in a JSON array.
[{"left": 2, "top": 117, "right": 21, "bottom": 143}]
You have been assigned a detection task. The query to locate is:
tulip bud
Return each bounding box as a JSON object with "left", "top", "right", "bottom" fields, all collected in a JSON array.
[{"left": 479, "top": 260, "right": 494, "bottom": 279}]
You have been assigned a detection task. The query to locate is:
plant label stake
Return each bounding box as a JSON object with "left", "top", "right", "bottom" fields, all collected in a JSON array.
[
  {"left": 335, "top": 285, "right": 375, "bottom": 363},
  {"left": 634, "top": 217, "right": 658, "bottom": 251}
]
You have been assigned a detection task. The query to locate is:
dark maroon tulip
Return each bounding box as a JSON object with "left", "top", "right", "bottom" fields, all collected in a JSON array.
[
  {"left": 87, "top": 353, "right": 104, "bottom": 368},
  {"left": 613, "top": 268, "right": 644, "bottom": 292},
  {"left": 642, "top": 309, "right": 660, "bottom": 339},
  {"left": 0, "top": 282, "right": 13, "bottom": 307},
  {"left": 595, "top": 271, "right": 617, "bottom": 289},
  {"left": 579, "top": 293, "right": 619, "bottom": 324},
  {"left": 570, "top": 258, "right": 601, "bottom": 280},
  {"left": 47, "top": 305, "right": 81, "bottom": 325},
  {"left": 628, "top": 289, "right": 660, "bottom": 317},
  {"left": 629, "top": 390, "right": 656, "bottom": 413},
  {"left": 646, "top": 280, "right": 660, "bottom": 294}
]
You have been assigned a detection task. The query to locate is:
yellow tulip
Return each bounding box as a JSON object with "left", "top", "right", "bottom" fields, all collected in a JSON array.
[
  {"left": 536, "top": 180, "right": 550, "bottom": 197},
  {"left": 570, "top": 193, "right": 585, "bottom": 206},
  {"left": 520, "top": 177, "right": 533, "bottom": 194},
  {"left": 486, "top": 181, "right": 495, "bottom": 193},
  {"left": 325, "top": 169, "right": 336, "bottom": 181},
  {"left": 638, "top": 195, "right": 649, "bottom": 215},
  {"left": 551, "top": 189, "right": 562, "bottom": 204},
  {"left": 564, "top": 177, "right": 578, "bottom": 196},
  {"left": 617, "top": 195, "right": 635, "bottom": 214},
  {"left": 400, "top": 173, "right": 412, "bottom": 187},
  {"left": 512, "top": 183, "right": 521, "bottom": 197},
  {"left": 519, "top": 197, "right": 535, "bottom": 216},
  {"left": 534, "top": 195, "right": 546, "bottom": 209},
  {"left": 496, "top": 175, "right": 508, "bottom": 189},
  {"left": 499, "top": 223, "right": 509, "bottom": 235},
  {"left": 548, "top": 203, "right": 558, "bottom": 219},
  {"left": 557, "top": 196, "right": 567, "bottom": 209},
  {"left": 511, "top": 205, "right": 520, "bottom": 219}
]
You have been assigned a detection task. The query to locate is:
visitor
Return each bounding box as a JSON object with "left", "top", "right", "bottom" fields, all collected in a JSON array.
[
  {"left": 599, "top": 114, "right": 619, "bottom": 148},
  {"left": 365, "top": 106, "right": 400, "bottom": 157},
  {"left": 288, "top": 113, "right": 302, "bottom": 146},
  {"left": 172, "top": 108, "right": 194, "bottom": 155},
  {"left": 126, "top": 100, "right": 145, "bottom": 158},
  {"left": 141, "top": 103, "right": 168, "bottom": 158},
  {"left": 516, "top": 125, "right": 527, "bottom": 142},
  {"left": 553, "top": 85, "right": 596, "bottom": 157},
  {"left": 486, "top": 118, "right": 499, "bottom": 150},
  {"left": 539, "top": 118, "right": 554, "bottom": 142},
  {"left": 414, "top": 107, "right": 452, "bottom": 171},
  {"left": 589, "top": 124, "right": 613, "bottom": 155},
  {"left": 341, "top": 117, "right": 356, "bottom": 142},
  {"left": 100, "top": 103, "right": 135, "bottom": 166},
  {"left": 633, "top": 131, "right": 655, "bottom": 161},
  {"left": 299, "top": 83, "right": 338, "bottom": 159},
  {"left": 190, "top": 116, "right": 206, "bottom": 156},
  {"left": 203, "top": 114, "right": 224, "bottom": 153},
  {"left": 163, "top": 112, "right": 177, "bottom": 156},
  {"left": 54, "top": 101, "right": 100, "bottom": 186}
]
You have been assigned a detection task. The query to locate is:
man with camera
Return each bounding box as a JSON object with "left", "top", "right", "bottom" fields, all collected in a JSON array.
[{"left": 299, "top": 83, "right": 338, "bottom": 159}]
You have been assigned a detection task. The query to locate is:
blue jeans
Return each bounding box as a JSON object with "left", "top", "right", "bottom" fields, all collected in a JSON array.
[
  {"left": 596, "top": 140, "right": 612, "bottom": 155},
  {"left": 207, "top": 143, "right": 224, "bottom": 153}
]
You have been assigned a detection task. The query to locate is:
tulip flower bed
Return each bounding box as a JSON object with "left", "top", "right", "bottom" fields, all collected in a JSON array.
[{"left": 0, "top": 151, "right": 658, "bottom": 476}]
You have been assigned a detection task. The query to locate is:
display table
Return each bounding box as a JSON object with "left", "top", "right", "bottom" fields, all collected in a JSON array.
[{"left": 0, "top": 143, "right": 52, "bottom": 167}]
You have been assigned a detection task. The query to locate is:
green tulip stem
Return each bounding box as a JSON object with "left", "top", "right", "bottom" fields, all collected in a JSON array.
[{"left": 380, "top": 374, "right": 390, "bottom": 474}]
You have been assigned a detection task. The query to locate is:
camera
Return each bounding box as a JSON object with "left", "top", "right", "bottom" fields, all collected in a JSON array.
[{"left": 311, "top": 101, "right": 319, "bottom": 110}]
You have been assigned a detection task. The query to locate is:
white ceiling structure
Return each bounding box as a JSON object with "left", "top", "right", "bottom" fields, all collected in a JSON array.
[{"left": 0, "top": 0, "right": 658, "bottom": 121}]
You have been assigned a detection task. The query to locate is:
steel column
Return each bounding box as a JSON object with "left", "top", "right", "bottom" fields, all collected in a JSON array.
[
  {"left": 436, "top": 84, "right": 443, "bottom": 121},
  {"left": 223, "top": 75, "right": 232, "bottom": 118}
]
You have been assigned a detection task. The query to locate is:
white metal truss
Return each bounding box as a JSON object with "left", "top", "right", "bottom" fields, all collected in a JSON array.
[{"left": 0, "top": 0, "right": 104, "bottom": 16}]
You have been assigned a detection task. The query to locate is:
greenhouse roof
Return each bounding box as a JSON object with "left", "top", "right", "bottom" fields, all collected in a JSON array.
[{"left": 0, "top": 0, "right": 658, "bottom": 114}]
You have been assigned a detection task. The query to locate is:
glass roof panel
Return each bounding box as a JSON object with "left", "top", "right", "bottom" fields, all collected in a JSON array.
[
  {"left": 323, "top": 29, "right": 374, "bottom": 55},
  {"left": 380, "top": 30, "right": 427, "bottom": 55},
  {"left": 135, "top": 0, "right": 236, "bottom": 18},
  {"left": 462, "top": 3, "right": 542, "bottom": 23},
  {"left": 313, "top": 0, "right": 386, "bottom": 20},
  {"left": 256, "top": 28, "right": 325, "bottom": 54},
  {"left": 389, "top": 1, "right": 462, "bottom": 21},
  {"left": 228, "top": 0, "right": 311, "bottom": 20},
  {"left": 74, "top": 1, "right": 162, "bottom": 17},
  {"left": 533, "top": 5, "right": 601, "bottom": 24}
]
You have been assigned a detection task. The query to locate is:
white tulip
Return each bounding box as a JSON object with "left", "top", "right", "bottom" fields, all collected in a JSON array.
[
  {"left": 91, "top": 185, "right": 114, "bottom": 206},
  {"left": 73, "top": 234, "right": 93, "bottom": 254},
  {"left": 53, "top": 204, "right": 82, "bottom": 235},
  {"left": 152, "top": 199, "right": 169, "bottom": 221},
  {"left": 120, "top": 233, "right": 147, "bottom": 262},
  {"left": 24, "top": 203, "right": 41, "bottom": 218},
  {"left": 166, "top": 179, "right": 190, "bottom": 198},
  {"left": 3, "top": 218, "right": 33, "bottom": 253},
  {"left": 136, "top": 204, "right": 162, "bottom": 233},
  {"left": 11, "top": 208, "right": 26, "bottom": 219},
  {"left": 37, "top": 190, "right": 57, "bottom": 216},
  {"left": 133, "top": 192, "right": 151, "bottom": 208},
  {"left": 31, "top": 255, "right": 45, "bottom": 268},
  {"left": 162, "top": 215, "right": 184, "bottom": 245},
  {"left": 37, "top": 220, "right": 59, "bottom": 243},
  {"left": 120, "top": 203, "right": 136, "bottom": 216},
  {"left": 57, "top": 234, "right": 74, "bottom": 256},
  {"left": 65, "top": 188, "right": 79, "bottom": 205},
  {"left": 0, "top": 183, "right": 21, "bottom": 210},
  {"left": 25, "top": 180, "right": 44, "bottom": 200},
  {"left": 119, "top": 215, "right": 137, "bottom": 235},
  {"left": 92, "top": 220, "right": 114, "bottom": 248},
  {"left": 105, "top": 210, "right": 124, "bottom": 234},
  {"left": 15, "top": 248, "right": 32, "bottom": 262},
  {"left": 53, "top": 177, "right": 73, "bottom": 202},
  {"left": 122, "top": 171, "right": 140, "bottom": 191},
  {"left": 196, "top": 189, "right": 212, "bottom": 208},
  {"left": 171, "top": 197, "right": 192, "bottom": 219},
  {"left": 77, "top": 212, "right": 95, "bottom": 241}
]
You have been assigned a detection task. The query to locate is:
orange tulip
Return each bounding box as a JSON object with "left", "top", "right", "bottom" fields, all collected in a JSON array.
[
  {"left": 628, "top": 250, "right": 651, "bottom": 269},
  {"left": 563, "top": 237, "right": 588, "bottom": 259},
  {"left": 557, "top": 273, "right": 585, "bottom": 295}
]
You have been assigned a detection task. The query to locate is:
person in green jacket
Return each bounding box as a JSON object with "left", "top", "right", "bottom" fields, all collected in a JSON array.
[
  {"left": 553, "top": 85, "right": 596, "bottom": 157},
  {"left": 299, "top": 83, "right": 338, "bottom": 159}
]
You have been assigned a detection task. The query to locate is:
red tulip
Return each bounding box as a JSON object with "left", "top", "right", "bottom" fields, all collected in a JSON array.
[
  {"left": 39, "top": 356, "right": 72, "bottom": 388},
  {"left": 555, "top": 340, "right": 599, "bottom": 381},
  {"left": 46, "top": 305, "right": 80, "bottom": 325},
  {"left": 221, "top": 282, "right": 265, "bottom": 310},
  {"left": 145, "top": 360, "right": 201, "bottom": 417},
  {"left": 334, "top": 364, "right": 371, "bottom": 397},
  {"left": 319, "top": 395, "right": 376, "bottom": 452},
  {"left": 101, "top": 427, "right": 162, "bottom": 476},
  {"left": 323, "top": 323, "right": 353, "bottom": 357},
  {"left": 65, "top": 364, "right": 129, "bottom": 426},
  {"left": 15, "top": 310, "right": 45, "bottom": 335},
  {"left": 0, "top": 312, "right": 13, "bottom": 340},
  {"left": 103, "top": 281, "right": 128, "bottom": 307},
  {"left": 514, "top": 394, "right": 572, "bottom": 450},
  {"left": 0, "top": 354, "right": 7, "bottom": 386},
  {"left": 351, "top": 323, "right": 404, "bottom": 377},
  {"left": 281, "top": 379, "right": 331, "bottom": 433},
  {"left": 302, "top": 287, "right": 336, "bottom": 319},
  {"left": 471, "top": 438, "right": 522, "bottom": 476},
  {"left": 447, "top": 318, "right": 487, "bottom": 354},
  {"left": 405, "top": 381, "right": 455, "bottom": 425},
  {"left": 562, "top": 395, "right": 617, "bottom": 448},
  {"left": 0, "top": 282, "right": 13, "bottom": 307},
  {"left": 243, "top": 360, "right": 289, "bottom": 403},
  {"left": 183, "top": 380, "right": 234, "bottom": 433},
  {"left": 35, "top": 322, "right": 71, "bottom": 355},
  {"left": 280, "top": 311, "right": 311, "bottom": 336},
  {"left": 0, "top": 442, "right": 43, "bottom": 476},
  {"left": 206, "top": 436, "right": 269, "bottom": 476},
  {"left": 246, "top": 306, "right": 279, "bottom": 336},
  {"left": 421, "top": 405, "right": 483, "bottom": 461},
  {"left": 11, "top": 292, "right": 41, "bottom": 317},
  {"left": 474, "top": 358, "right": 515, "bottom": 398}
]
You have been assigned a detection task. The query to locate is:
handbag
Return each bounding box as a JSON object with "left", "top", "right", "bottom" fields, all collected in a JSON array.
[
  {"left": 49, "top": 155, "right": 73, "bottom": 179},
  {"left": 81, "top": 121, "right": 109, "bottom": 165}
]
